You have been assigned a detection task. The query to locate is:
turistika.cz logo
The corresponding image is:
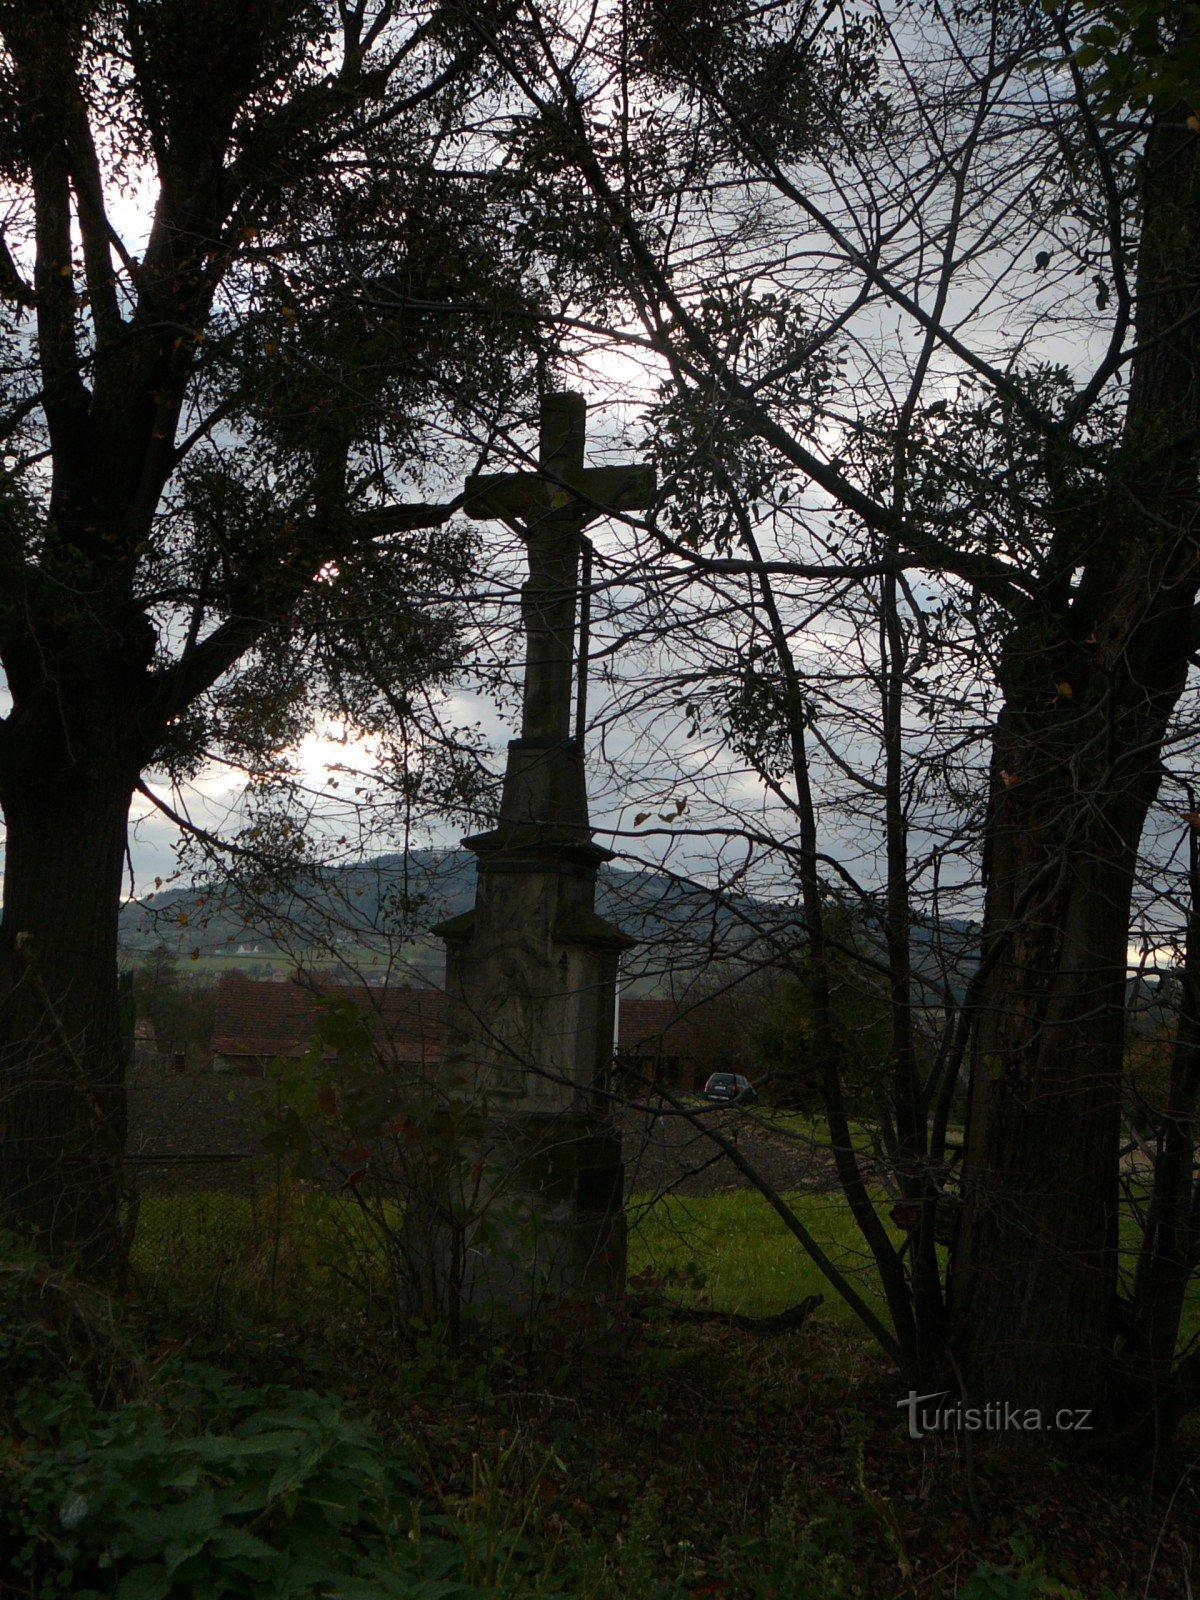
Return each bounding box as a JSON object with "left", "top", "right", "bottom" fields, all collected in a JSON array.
[{"left": 897, "top": 1391, "right": 1093, "bottom": 1439}]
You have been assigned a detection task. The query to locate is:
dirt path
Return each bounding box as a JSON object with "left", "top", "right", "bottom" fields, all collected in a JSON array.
[{"left": 617, "top": 1103, "right": 840, "bottom": 1199}]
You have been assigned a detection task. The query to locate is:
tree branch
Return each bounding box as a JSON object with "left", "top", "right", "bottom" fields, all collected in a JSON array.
[
  {"left": 0, "top": 233, "right": 35, "bottom": 308},
  {"left": 62, "top": 88, "right": 123, "bottom": 347},
  {"left": 2, "top": 15, "right": 91, "bottom": 509},
  {"left": 488, "top": 24, "right": 1038, "bottom": 613},
  {"left": 144, "top": 495, "right": 464, "bottom": 726}
]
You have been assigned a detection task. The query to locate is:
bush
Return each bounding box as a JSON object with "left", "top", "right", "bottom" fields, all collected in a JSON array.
[
  {"left": 0, "top": 1237, "right": 144, "bottom": 1431},
  {"left": 1, "top": 1360, "right": 567, "bottom": 1599}
]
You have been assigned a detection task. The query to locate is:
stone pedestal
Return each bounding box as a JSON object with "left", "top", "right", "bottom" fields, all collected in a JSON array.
[{"left": 416, "top": 736, "right": 633, "bottom": 1319}]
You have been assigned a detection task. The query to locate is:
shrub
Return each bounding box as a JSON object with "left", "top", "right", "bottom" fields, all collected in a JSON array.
[
  {"left": 1, "top": 1360, "right": 566, "bottom": 1599},
  {"left": 0, "top": 1236, "right": 144, "bottom": 1431}
]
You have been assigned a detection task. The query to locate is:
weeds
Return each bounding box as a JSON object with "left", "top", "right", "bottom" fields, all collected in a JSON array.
[
  {"left": 1, "top": 1361, "right": 580, "bottom": 1600},
  {"left": 5, "top": 1194, "right": 1195, "bottom": 1597}
]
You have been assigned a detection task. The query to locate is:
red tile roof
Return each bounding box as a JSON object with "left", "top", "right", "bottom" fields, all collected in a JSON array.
[
  {"left": 617, "top": 995, "right": 741, "bottom": 1065},
  {"left": 211, "top": 976, "right": 743, "bottom": 1074},
  {"left": 211, "top": 972, "right": 446, "bottom": 1065}
]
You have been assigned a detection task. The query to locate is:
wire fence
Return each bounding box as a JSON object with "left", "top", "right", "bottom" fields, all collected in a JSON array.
[
  {"left": 124, "top": 1055, "right": 294, "bottom": 1289},
  {"left": 120, "top": 1052, "right": 846, "bottom": 1318}
]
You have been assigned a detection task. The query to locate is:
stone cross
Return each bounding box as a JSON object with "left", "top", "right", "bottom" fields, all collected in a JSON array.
[
  {"left": 465, "top": 393, "right": 654, "bottom": 744},
  {"left": 405, "top": 393, "right": 653, "bottom": 1322}
]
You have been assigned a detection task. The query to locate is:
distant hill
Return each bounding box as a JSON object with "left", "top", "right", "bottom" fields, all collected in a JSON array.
[
  {"left": 119, "top": 847, "right": 979, "bottom": 996},
  {"left": 118, "top": 848, "right": 807, "bottom": 985}
]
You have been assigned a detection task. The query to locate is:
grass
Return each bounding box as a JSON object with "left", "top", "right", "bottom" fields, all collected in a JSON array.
[
  {"left": 748, "top": 1105, "right": 966, "bottom": 1151},
  {"left": 129, "top": 1185, "right": 401, "bottom": 1321},
  {"left": 629, "top": 1187, "right": 901, "bottom": 1328},
  {"left": 147, "top": 940, "right": 444, "bottom": 980},
  {"left": 132, "top": 1180, "right": 1200, "bottom": 1358},
  {"left": 630, "top": 1186, "right": 1200, "bottom": 1346},
  {"left": 128, "top": 1182, "right": 901, "bottom": 1351},
  {"left": 43, "top": 1182, "right": 1200, "bottom": 1598}
]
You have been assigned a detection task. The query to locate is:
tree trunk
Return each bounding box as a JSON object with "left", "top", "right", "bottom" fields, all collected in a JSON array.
[
  {"left": 1120, "top": 821, "right": 1200, "bottom": 1453},
  {"left": 951, "top": 764, "right": 1135, "bottom": 1423},
  {"left": 0, "top": 766, "right": 135, "bottom": 1279},
  {"left": 948, "top": 79, "right": 1200, "bottom": 1439},
  {"left": 950, "top": 566, "right": 1195, "bottom": 1428}
]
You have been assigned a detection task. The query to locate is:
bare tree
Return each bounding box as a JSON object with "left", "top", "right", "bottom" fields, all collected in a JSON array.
[{"left": 464, "top": 0, "right": 1200, "bottom": 1448}]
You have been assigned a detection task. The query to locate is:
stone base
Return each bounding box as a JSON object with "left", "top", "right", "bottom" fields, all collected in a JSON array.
[{"left": 397, "top": 1112, "right": 626, "bottom": 1327}]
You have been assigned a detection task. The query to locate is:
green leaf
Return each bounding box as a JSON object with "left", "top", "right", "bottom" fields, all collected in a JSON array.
[
  {"left": 123, "top": 1484, "right": 217, "bottom": 1549},
  {"left": 189, "top": 1426, "right": 306, "bottom": 1460},
  {"left": 204, "top": 1525, "right": 279, "bottom": 1563},
  {"left": 114, "top": 1565, "right": 172, "bottom": 1600}
]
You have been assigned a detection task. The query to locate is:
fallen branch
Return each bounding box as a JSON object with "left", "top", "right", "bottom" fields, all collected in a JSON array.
[{"left": 655, "top": 1293, "right": 824, "bottom": 1333}]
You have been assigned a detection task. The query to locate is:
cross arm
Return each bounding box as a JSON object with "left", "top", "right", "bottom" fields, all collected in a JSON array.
[{"left": 464, "top": 463, "right": 656, "bottom": 524}]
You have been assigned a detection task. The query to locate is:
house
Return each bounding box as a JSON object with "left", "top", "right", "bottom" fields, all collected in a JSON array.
[
  {"left": 210, "top": 971, "right": 446, "bottom": 1074},
  {"left": 615, "top": 992, "right": 752, "bottom": 1093},
  {"left": 209, "top": 973, "right": 755, "bottom": 1090}
]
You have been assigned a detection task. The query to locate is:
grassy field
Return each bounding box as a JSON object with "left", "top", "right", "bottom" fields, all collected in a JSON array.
[
  {"left": 129, "top": 1185, "right": 895, "bottom": 1330},
  {"left": 628, "top": 1188, "right": 899, "bottom": 1327},
  {"left": 181, "top": 942, "right": 434, "bottom": 978},
  {"left": 121, "top": 940, "right": 445, "bottom": 981},
  {"left": 131, "top": 1180, "right": 1200, "bottom": 1347}
]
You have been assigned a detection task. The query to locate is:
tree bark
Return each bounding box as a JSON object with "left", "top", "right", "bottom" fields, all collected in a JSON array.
[
  {"left": 951, "top": 604, "right": 1196, "bottom": 1424},
  {"left": 0, "top": 757, "right": 136, "bottom": 1280},
  {"left": 950, "top": 711, "right": 1148, "bottom": 1423},
  {"left": 1120, "top": 820, "right": 1200, "bottom": 1452},
  {"left": 948, "top": 81, "right": 1200, "bottom": 1437}
]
